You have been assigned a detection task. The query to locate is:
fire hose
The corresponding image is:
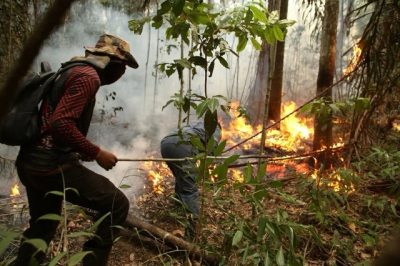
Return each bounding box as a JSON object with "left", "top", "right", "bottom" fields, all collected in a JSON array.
[{"left": 117, "top": 143, "right": 348, "bottom": 167}]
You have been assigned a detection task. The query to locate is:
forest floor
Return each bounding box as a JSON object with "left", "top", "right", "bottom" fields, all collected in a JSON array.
[{"left": 1, "top": 130, "right": 400, "bottom": 265}]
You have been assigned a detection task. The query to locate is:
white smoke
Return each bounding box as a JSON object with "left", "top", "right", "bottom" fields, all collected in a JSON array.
[{"left": 1, "top": 0, "right": 360, "bottom": 197}]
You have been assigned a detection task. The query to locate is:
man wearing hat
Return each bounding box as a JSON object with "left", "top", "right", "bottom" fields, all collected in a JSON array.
[{"left": 14, "top": 34, "right": 138, "bottom": 266}]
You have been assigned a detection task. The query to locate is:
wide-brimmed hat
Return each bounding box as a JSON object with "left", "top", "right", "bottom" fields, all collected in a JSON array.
[{"left": 85, "top": 33, "right": 139, "bottom": 68}]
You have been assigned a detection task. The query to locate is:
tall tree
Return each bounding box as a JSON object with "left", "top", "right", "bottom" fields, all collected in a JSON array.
[
  {"left": 268, "top": 0, "right": 288, "bottom": 123},
  {"left": 313, "top": 0, "right": 339, "bottom": 151},
  {"left": 246, "top": 42, "right": 269, "bottom": 125},
  {"left": 0, "top": 0, "right": 31, "bottom": 83}
]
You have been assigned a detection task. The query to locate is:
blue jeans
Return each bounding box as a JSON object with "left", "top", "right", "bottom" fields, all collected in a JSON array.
[{"left": 161, "top": 136, "right": 199, "bottom": 216}]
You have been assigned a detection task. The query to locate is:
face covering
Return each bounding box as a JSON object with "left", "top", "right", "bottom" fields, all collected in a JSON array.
[{"left": 100, "top": 60, "right": 126, "bottom": 85}]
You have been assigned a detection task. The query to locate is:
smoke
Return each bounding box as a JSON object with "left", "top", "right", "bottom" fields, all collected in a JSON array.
[{"left": 0, "top": 0, "right": 357, "bottom": 197}]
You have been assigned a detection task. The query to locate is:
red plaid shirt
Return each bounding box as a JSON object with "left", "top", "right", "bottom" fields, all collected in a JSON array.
[{"left": 37, "top": 65, "right": 101, "bottom": 160}]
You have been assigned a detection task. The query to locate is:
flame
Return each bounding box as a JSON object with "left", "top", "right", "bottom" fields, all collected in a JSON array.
[
  {"left": 222, "top": 101, "right": 313, "bottom": 152},
  {"left": 393, "top": 121, "right": 400, "bottom": 131},
  {"left": 10, "top": 184, "right": 20, "bottom": 197},
  {"left": 344, "top": 44, "right": 362, "bottom": 76},
  {"left": 141, "top": 101, "right": 351, "bottom": 193},
  {"left": 141, "top": 160, "right": 172, "bottom": 194}
]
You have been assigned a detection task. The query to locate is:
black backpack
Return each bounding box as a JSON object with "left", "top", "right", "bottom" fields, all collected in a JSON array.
[{"left": 0, "top": 61, "right": 90, "bottom": 146}]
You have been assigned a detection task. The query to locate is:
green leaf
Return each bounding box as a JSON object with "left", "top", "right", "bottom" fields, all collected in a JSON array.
[
  {"left": 208, "top": 59, "right": 215, "bottom": 77},
  {"left": 214, "top": 140, "right": 226, "bottom": 156},
  {"left": 257, "top": 217, "right": 267, "bottom": 241},
  {"left": 38, "top": 213, "right": 62, "bottom": 221},
  {"left": 67, "top": 251, "right": 92, "bottom": 266},
  {"left": 175, "top": 58, "right": 192, "bottom": 69},
  {"left": 189, "top": 56, "right": 207, "bottom": 69},
  {"left": 24, "top": 239, "right": 47, "bottom": 253},
  {"left": 67, "top": 231, "right": 96, "bottom": 238},
  {"left": 204, "top": 111, "right": 218, "bottom": 140},
  {"left": 172, "top": 0, "right": 185, "bottom": 16},
  {"left": 89, "top": 212, "right": 110, "bottom": 233},
  {"left": 249, "top": 5, "right": 267, "bottom": 22},
  {"left": 217, "top": 56, "right": 229, "bottom": 69},
  {"left": 48, "top": 252, "right": 67, "bottom": 266},
  {"left": 65, "top": 187, "right": 80, "bottom": 196},
  {"left": 159, "top": 0, "right": 172, "bottom": 15},
  {"left": 276, "top": 246, "right": 285, "bottom": 266},
  {"left": 45, "top": 190, "right": 64, "bottom": 197},
  {"left": 224, "top": 154, "right": 240, "bottom": 165},
  {"left": 264, "top": 251, "right": 271, "bottom": 266},
  {"left": 232, "top": 230, "right": 243, "bottom": 246},
  {"left": 354, "top": 97, "right": 371, "bottom": 111},
  {"left": 152, "top": 15, "right": 163, "bottom": 29},
  {"left": 253, "top": 189, "right": 267, "bottom": 201},
  {"left": 237, "top": 34, "right": 248, "bottom": 52},
  {"left": 264, "top": 29, "right": 275, "bottom": 44},
  {"left": 272, "top": 25, "right": 284, "bottom": 41},
  {"left": 250, "top": 37, "right": 262, "bottom": 50},
  {"left": 119, "top": 184, "right": 131, "bottom": 189},
  {"left": 190, "top": 136, "right": 205, "bottom": 151},
  {"left": 288, "top": 227, "right": 295, "bottom": 250},
  {"left": 208, "top": 98, "right": 219, "bottom": 113},
  {"left": 196, "top": 101, "right": 209, "bottom": 118}
]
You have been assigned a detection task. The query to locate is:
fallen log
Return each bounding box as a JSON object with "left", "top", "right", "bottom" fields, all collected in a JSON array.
[{"left": 125, "top": 215, "right": 221, "bottom": 265}]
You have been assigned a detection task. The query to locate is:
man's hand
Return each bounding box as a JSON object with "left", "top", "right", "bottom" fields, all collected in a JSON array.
[{"left": 96, "top": 149, "right": 117, "bottom": 170}]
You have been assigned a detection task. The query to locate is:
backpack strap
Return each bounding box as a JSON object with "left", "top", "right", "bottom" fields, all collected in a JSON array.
[{"left": 44, "top": 62, "right": 97, "bottom": 110}]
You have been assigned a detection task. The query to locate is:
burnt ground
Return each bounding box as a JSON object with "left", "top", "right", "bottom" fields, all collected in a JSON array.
[
  {"left": 0, "top": 173, "right": 201, "bottom": 266},
  {"left": 1, "top": 163, "right": 398, "bottom": 266}
]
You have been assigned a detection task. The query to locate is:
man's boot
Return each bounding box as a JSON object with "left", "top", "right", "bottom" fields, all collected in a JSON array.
[{"left": 82, "top": 240, "right": 111, "bottom": 266}]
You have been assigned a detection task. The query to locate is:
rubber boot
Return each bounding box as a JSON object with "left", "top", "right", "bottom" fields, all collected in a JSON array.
[{"left": 82, "top": 241, "right": 111, "bottom": 266}]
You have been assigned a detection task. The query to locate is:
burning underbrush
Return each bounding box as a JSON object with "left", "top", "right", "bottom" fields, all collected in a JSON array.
[{"left": 140, "top": 100, "right": 348, "bottom": 194}]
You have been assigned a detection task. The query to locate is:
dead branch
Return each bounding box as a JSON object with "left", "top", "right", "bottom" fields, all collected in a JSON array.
[{"left": 125, "top": 215, "right": 221, "bottom": 265}]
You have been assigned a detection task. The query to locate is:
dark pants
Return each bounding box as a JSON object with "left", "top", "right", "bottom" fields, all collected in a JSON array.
[
  {"left": 14, "top": 162, "right": 129, "bottom": 266},
  {"left": 160, "top": 136, "right": 199, "bottom": 216}
]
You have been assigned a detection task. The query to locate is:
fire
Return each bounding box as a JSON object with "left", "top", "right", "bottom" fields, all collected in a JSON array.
[
  {"left": 393, "top": 121, "right": 400, "bottom": 131},
  {"left": 141, "top": 101, "right": 350, "bottom": 193},
  {"left": 344, "top": 43, "right": 362, "bottom": 76},
  {"left": 10, "top": 184, "right": 20, "bottom": 197},
  {"left": 141, "top": 160, "right": 172, "bottom": 194},
  {"left": 267, "top": 101, "right": 312, "bottom": 151},
  {"left": 222, "top": 101, "right": 313, "bottom": 152},
  {"left": 221, "top": 101, "right": 262, "bottom": 150}
]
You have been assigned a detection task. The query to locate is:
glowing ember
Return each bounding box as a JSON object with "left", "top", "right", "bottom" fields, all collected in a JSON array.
[
  {"left": 393, "top": 121, "right": 400, "bottom": 131},
  {"left": 229, "top": 169, "right": 244, "bottom": 183},
  {"left": 10, "top": 184, "right": 20, "bottom": 197},
  {"left": 344, "top": 43, "right": 362, "bottom": 76}
]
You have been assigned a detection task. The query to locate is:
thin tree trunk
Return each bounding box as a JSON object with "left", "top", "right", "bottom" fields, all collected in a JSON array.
[
  {"left": 246, "top": 43, "right": 269, "bottom": 125},
  {"left": 268, "top": 0, "right": 288, "bottom": 124},
  {"left": 178, "top": 40, "right": 185, "bottom": 129},
  {"left": 313, "top": 0, "right": 339, "bottom": 154},
  {"left": 143, "top": 8, "right": 151, "bottom": 108}
]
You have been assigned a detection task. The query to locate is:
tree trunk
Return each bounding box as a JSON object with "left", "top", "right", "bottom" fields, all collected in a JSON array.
[
  {"left": 0, "top": 0, "right": 31, "bottom": 84},
  {"left": 313, "top": 0, "right": 339, "bottom": 153},
  {"left": 268, "top": 0, "right": 288, "bottom": 124},
  {"left": 0, "top": 0, "right": 78, "bottom": 118},
  {"left": 246, "top": 43, "right": 269, "bottom": 125}
]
